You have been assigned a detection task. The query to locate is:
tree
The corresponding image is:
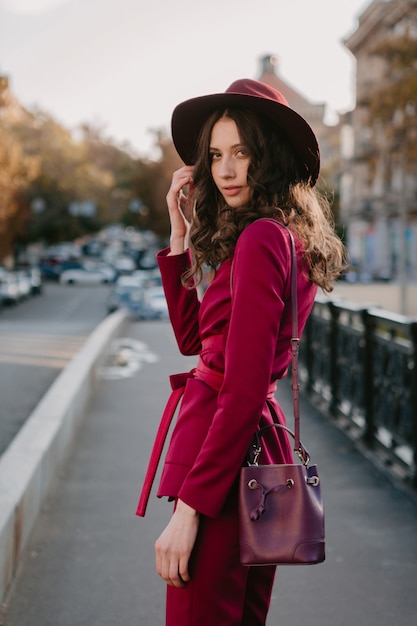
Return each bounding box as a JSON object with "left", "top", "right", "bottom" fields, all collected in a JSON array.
[
  {"left": 12, "top": 113, "right": 117, "bottom": 246},
  {"left": 0, "top": 126, "right": 38, "bottom": 264}
]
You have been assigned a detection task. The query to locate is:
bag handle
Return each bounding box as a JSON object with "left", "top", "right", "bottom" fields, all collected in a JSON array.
[{"left": 253, "top": 406, "right": 311, "bottom": 466}]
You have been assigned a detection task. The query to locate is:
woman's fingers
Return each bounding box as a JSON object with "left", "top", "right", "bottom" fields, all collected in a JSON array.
[
  {"left": 155, "top": 499, "right": 199, "bottom": 588},
  {"left": 155, "top": 541, "right": 188, "bottom": 588},
  {"left": 178, "top": 183, "right": 195, "bottom": 222},
  {"left": 178, "top": 554, "right": 191, "bottom": 584},
  {"left": 167, "top": 166, "right": 194, "bottom": 209},
  {"left": 166, "top": 167, "right": 195, "bottom": 253}
]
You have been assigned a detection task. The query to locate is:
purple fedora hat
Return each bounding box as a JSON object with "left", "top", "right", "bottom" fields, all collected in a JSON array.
[{"left": 171, "top": 78, "right": 320, "bottom": 186}]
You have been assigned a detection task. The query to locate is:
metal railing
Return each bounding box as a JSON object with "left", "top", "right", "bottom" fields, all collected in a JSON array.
[{"left": 299, "top": 295, "right": 417, "bottom": 489}]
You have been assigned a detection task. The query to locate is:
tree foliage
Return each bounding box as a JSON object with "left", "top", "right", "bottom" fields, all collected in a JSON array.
[
  {"left": 0, "top": 125, "right": 38, "bottom": 263},
  {"left": 369, "top": 26, "right": 417, "bottom": 159},
  {"left": 0, "top": 95, "right": 178, "bottom": 264}
]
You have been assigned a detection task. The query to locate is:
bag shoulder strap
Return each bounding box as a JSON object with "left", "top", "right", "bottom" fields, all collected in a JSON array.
[
  {"left": 245, "top": 223, "right": 310, "bottom": 465},
  {"left": 287, "top": 228, "right": 302, "bottom": 457},
  {"left": 246, "top": 220, "right": 303, "bottom": 461},
  {"left": 231, "top": 218, "right": 302, "bottom": 458}
]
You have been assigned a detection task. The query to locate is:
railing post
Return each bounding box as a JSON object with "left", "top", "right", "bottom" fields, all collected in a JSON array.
[
  {"left": 410, "top": 320, "right": 417, "bottom": 488},
  {"left": 362, "top": 309, "right": 376, "bottom": 446},
  {"left": 328, "top": 301, "right": 340, "bottom": 417}
]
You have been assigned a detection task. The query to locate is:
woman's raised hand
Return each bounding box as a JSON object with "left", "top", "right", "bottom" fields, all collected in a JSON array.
[{"left": 166, "top": 166, "right": 195, "bottom": 255}]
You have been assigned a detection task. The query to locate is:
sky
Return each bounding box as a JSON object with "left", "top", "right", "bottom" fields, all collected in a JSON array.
[{"left": 0, "top": 0, "right": 373, "bottom": 158}]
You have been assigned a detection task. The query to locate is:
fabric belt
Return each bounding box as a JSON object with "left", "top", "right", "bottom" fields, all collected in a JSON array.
[
  {"left": 136, "top": 370, "right": 194, "bottom": 517},
  {"left": 136, "top": 358, "right": 277, "bottom": 517},
  {"left": 194, "top": 357, "right": 277, "bottom": 398}
]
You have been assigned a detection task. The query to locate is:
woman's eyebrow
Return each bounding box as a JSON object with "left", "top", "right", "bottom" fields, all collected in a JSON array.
[{"left": 209, "top": 143, "right": 244, "bottom": 151}]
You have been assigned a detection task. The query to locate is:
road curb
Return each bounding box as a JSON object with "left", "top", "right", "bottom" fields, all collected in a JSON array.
[{"left": 0, "top": 309, "right": 129, "bottom": 605}]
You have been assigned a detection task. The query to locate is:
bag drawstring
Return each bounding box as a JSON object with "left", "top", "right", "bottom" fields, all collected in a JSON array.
[{"left": 247, "top": 478, "right": 295, "bottom": 520}]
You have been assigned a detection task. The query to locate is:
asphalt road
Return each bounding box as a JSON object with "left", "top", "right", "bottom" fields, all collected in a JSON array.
[
  {"left": 0, "top": 282, "right": 111, "bottom": 455},
  {"left": 3, "top": 320, "right": 417, "bottom": 626}
]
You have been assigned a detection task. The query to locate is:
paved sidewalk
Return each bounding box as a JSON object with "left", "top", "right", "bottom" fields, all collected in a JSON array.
[
  {"left": 3, "top": 321, "right": 417, "bottom": 626},
  {"left": 322, "top": 281, "right": 417, "bottom": 316}
]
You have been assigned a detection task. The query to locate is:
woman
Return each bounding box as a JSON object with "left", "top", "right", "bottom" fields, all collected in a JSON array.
[{"left": 137, "top": 78, "right": 345, "bottom": 625}]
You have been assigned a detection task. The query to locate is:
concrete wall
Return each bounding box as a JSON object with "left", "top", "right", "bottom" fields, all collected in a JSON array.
[{"left": 0, "top": 309, "right": 128, "bottom": 604}]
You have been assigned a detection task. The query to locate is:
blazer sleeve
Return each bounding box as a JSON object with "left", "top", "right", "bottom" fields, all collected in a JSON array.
[
  {"left": 157, "top": 248, "right": 202, "bottom": 355},
  {"left": 178, "top": 220, "right": 292, "bottom": 517}
]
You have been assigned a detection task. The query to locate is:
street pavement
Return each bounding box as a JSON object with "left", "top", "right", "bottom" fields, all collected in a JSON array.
[
  {"left": 321, "top": 281, "right": 417, "bottom": 316},
  {"left": 0, "top": 283, "right": 110, "bottom": 455},
  {"left": 2, "top": 320, "right": 417, "bottom": 626}
]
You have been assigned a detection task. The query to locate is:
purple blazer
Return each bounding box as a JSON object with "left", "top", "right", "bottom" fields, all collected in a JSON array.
[{"left": 156, "top": 219, "right": 317, "bottom": 518}]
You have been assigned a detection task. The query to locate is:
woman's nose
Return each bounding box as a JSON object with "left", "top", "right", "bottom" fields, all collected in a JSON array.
[{"left": 219, "top": 157, "right": 235, "bottom": 178}]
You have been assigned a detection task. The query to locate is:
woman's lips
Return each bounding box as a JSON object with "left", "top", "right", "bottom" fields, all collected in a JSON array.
[{"left": 222, "top": 187, "right": 241, "bottom": 196}]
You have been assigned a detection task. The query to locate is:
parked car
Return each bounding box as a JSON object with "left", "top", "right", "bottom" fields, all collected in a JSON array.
[
  {"left": 40, "top": 257, "right": 84, "bottom": 280},
  {"left": 131, "top": 268, "right": 163, "bottom": 288},
  {"left": 140, "top": 286, "right": 169, "bottom": 320},
  {"left": 15, "top": 270, "right": 32, "bottom": 300},
  {"left": 106, "top": 276, "right": 168, "bottom": 320},
  {"left": 60, "top": 262, "right": 116, "bottom": 285},
  {"left": 112, "top": 256, "right": 136, "bottom": 275},
  {"left": 26, "top": 266, "right": 43, "bottom": 295},
  {"left": 106, "top": 277, "right": 145, "bottom": 314},
  {"left": 0, "top": 270, "right": 20, "bottom": 305}
]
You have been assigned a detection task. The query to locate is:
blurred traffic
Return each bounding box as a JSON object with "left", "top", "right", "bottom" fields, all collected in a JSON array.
[
  {"left": 0, "top": 224, "right": 169, "bottom": 320},
  {"left": 106, "top": 271, "right": 168, "bottom": 320}
]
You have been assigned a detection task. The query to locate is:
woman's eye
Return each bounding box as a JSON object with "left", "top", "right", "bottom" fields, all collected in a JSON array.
[{"left": 210, "top": 152, "right": 221, "bottom": 161}]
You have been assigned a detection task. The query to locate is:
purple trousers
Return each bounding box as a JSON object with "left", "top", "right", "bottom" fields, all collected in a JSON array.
[{"left": 166, "top": 502, "right": 276, "bottom": 626}]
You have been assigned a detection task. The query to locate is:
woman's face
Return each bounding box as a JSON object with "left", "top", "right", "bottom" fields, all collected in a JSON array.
[{"left": 210, "top": 116, "right": 252, "bottom": 209}]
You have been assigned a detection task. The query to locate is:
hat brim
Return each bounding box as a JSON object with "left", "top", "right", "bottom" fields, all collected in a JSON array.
[{"left": 171, "top": 92, "right": 320, "bottom": 186}]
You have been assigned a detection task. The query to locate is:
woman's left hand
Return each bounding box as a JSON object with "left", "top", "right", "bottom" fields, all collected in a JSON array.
[{"left": 155, "top": 499, "right": 200, "bottom": 588}]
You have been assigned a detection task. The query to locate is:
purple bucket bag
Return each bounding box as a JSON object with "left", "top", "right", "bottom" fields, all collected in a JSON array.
[{"left": 239, "top": 227, "right": 325, "bottom": 566}]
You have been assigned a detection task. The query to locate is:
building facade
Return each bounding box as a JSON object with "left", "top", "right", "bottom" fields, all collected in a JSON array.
[
  {"left": 257, "top": 54, "right": 341, "bottom": 176},
  {"left": 343, "top": 0, "right": 417, "bottom": 280}
]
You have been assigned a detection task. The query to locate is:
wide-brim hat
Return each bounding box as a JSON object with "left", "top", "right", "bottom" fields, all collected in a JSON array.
[{"left": 171, "top": 78, "right": 320, "bottom": 186}]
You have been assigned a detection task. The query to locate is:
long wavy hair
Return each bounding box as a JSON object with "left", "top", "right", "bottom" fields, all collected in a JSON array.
[{"left": 184, "top": 107, "right": 345, "bottom": 292}]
